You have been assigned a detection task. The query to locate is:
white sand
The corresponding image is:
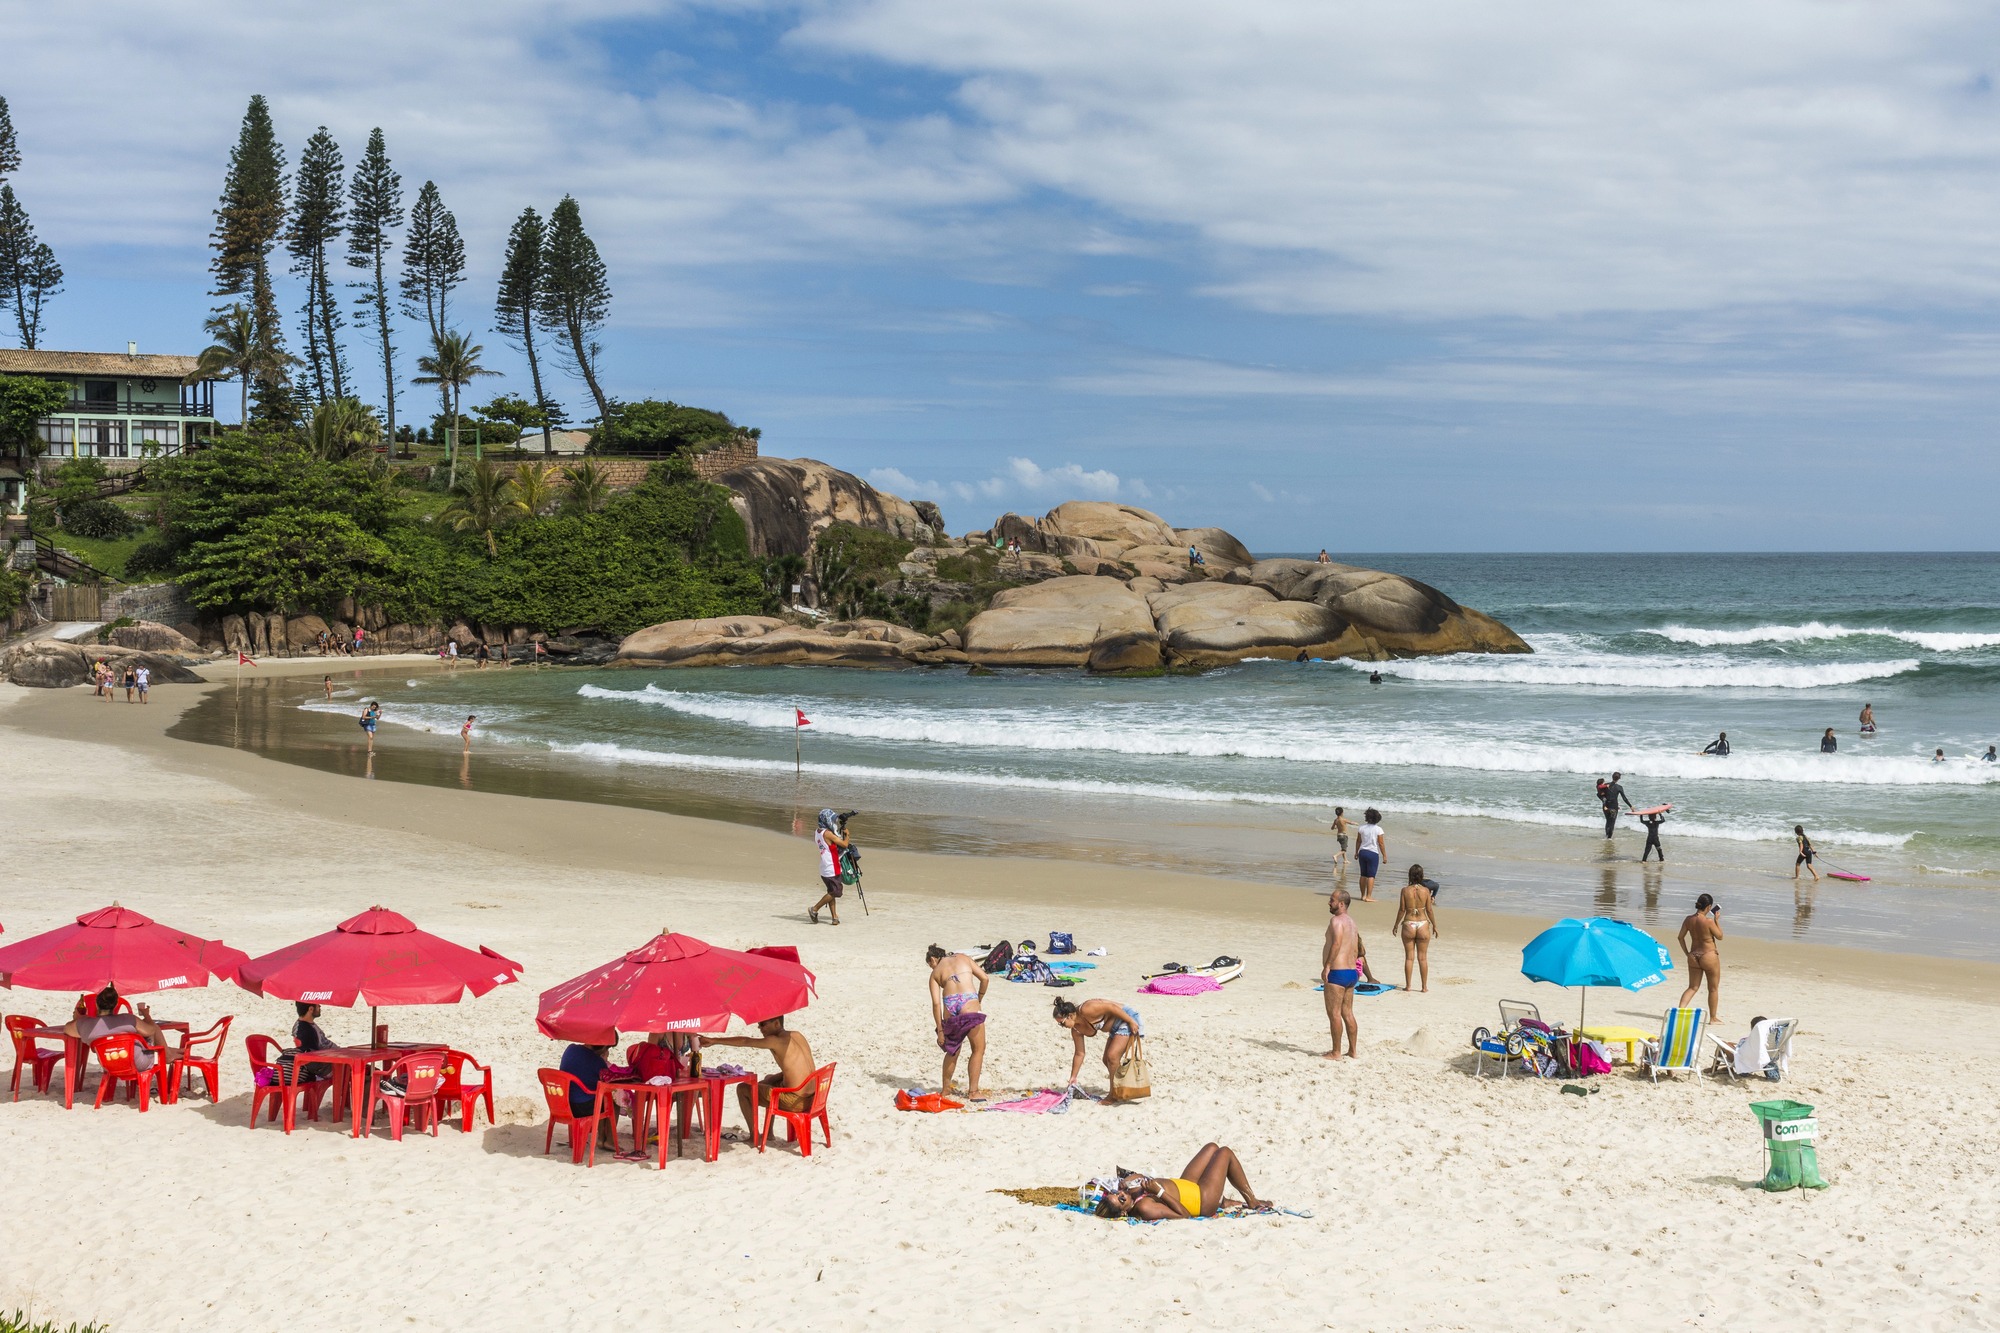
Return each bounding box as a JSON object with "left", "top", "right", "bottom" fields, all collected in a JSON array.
[{"left": 0, "top": 671, "right": 1995, "bottom": 1332}]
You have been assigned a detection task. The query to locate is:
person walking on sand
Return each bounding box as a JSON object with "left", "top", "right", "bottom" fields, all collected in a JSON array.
[
  {"left": 461, "top": 715, "right": 475, "bottom": 751},
  {"left": 120, "top": 666, "right": 136, "bottom": 703},
  {"left": 1792, "top": 823, "right": 1820, "bottom": 884},
  {"left": 447, "top": 639, "right": 459, "bottom": 669},
  {"left": 1390, "top": 865, "right": 1439, "bottom": 993},
  {"left": 361, "top": 700, "right": 381, "bottom": 753},
  {"left": 475, "top": 641, "right": 491, "bottom": 669},
  {"left": 926, "top": 945, "right": 990, "bottom": 1100},
  {"left": 1329, "top": 806, "right": 1353, "bottom": 871},
  {"left": 1676, "top": 894, "right": 1724, "bottom": 1020},
  {"left": 1640, "top": 809, "right": 1666, "bottom": 862},
  {"left": 134, "top": 666, "right": 149, "bottom": 705},
  {"left": 807, "top": 808, "right": 850, "bottom": 925},
  {"left": 1321, "top": 889, "right": 1360, "bottom": 1058},
  {"left": 1859, "top": 704, "right": 1876, "bottom": 734},
  {"left": 1600, "top": 771, "right": 1634, "bottom": 838},
  {"left": 1354, "top": 809, "right": 1385, "bottom": 900},
  {"left": 1820, "top": 728, "right": 1838, "bottom": 754}
]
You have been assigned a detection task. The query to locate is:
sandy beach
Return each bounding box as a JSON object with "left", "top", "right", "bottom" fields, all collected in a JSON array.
[{"left": 2, "top": 662, "right": 1996, "bottom": 1333}]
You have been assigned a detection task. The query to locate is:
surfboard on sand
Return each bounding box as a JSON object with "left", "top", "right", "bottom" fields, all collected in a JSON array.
[
  {"left": 1630, "top": 804, "right": 1672, "bottom": 816},
  {"left": 1829, "top": 872, "right": 1871, "bottom": 882}
]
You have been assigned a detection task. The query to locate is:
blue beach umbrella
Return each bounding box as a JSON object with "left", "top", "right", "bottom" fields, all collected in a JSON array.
[{"left": 1520, "top": 917, "right": 1674, "bottom": 1033}]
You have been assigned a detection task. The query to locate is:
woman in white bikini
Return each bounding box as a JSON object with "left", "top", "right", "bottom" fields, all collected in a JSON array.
[
  {"left": 1389, "top": 863, "right": 1439, "bottom": 993},
  {"left": 1676, "top": 893, "right": 1724, "bottom": 1020}
]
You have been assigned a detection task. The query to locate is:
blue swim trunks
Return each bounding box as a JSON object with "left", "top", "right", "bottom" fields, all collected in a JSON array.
[
  {"left": 1356, "top": 849, "right": 1380, "bottom": 878},
  {"left": 1326, "top": 969, "right": 1361, "bottom": 988}
]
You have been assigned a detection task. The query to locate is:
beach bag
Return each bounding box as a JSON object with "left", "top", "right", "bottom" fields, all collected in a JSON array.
[
  {"left": 1570, "top": 1040, "right": 1612, "bottom": 1077},
  {"left": 1107, "top": 1038, "right": 1151, "bottom": 1102},
  {"left": 982, "top": 940, "right": 1014, "bottom": 975},
  {"left": 1048, "top": 932, "right": 1076, "bottom": 955},
  {"left": 1007, "top": 956, "right": 1058, "bottom": 984}
]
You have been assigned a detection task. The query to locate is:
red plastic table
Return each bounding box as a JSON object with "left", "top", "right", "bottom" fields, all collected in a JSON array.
[
  {"left": 597, "top": 1077, "right": 706, "bottom": 1169},
  {"left": 303, "top": 1043, "right": 448, "bottom": 1137},
  {"left": 30, "top": 1021, "right": 186, "bottom": 1110},
  {"left": 597, "top": 1073, "right": 752, "bottom": 1165}
]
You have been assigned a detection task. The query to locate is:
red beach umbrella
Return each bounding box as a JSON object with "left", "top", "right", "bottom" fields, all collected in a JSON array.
[
  {"left": 536, "top": 931, "right": 816, "bottom": 1046},
  {"left": 237, "top": 906, "right": 523, "bottom": 1037},
  {"left": 0, "top": 904, "right": 248, "bottom": 996}
]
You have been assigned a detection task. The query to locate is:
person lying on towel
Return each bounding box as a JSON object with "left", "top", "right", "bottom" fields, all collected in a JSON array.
[{"left": 1091, "top": 1144, "right": 1272, "bottom": 1219}]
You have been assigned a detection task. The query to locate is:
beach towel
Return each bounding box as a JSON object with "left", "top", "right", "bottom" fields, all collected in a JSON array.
[
  {"left": 1054, "top": 1202, "right": 1315, "bottom": 1225},
  {"left": 940, "top": 1009, "right": 987, "bottom": 1055},
  {"left": 1139, "top": 974, "right": 1223, "bottom": 996},
  {"left": 986, "top": 1087, "right": 1089, "bottom": 1114},
  {"left": 895, "top": 1090, "right": 965, "bottom": 1112}
]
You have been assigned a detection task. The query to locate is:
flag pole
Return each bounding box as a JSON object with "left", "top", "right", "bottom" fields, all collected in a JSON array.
[{"left": 796, "top": 711, "right": 802, "bottom": 775}]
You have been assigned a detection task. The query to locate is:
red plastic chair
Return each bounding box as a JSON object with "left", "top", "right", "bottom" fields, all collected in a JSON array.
[
  {"left": 6, "top": 1015, "right": 65, "bottom": 1101},
  {"left": 538, "top": 1067, "right": 609, "bottom": 1166},
  {"left": 90, "top": 1034, "right": 164, "bottom": 1111},
  {"left": 75, "top": 994, "right": 133, "bottom": 1017},
  {"left": 757, "top": 1062, "right": 837, "bottom": 1156},
  {"left": 365, "top": 1052, "right": 445, "bottom": 1141},
  {"left": 168, "top": 1017, "right": 233, "bottom": 1103},
  {"left": 436, "top": 1050, "right": 495, "bottom": 1132},
  {"left": 246, "top": 1034, "right": 331, "bottom": 1133}
]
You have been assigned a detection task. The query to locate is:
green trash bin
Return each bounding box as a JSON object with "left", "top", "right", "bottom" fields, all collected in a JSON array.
[{"left": 1750, "top": 1099, "right": 1829, "bottom": 1191}]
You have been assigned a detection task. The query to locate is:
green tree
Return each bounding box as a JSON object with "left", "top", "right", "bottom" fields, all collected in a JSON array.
[
  {"left": 0, "top": 95, "right": 18, "bottom": 184},
  {"left": 473, "top": 394, "right": 546, "bottom": 438},
  {"left": 494, "top": 206, "right": 556, "bottom": 454},
  {"left": 0, "top": 184, "right": 61, "bottom": 351},
  {"left": 412, "top": 330, "right": 500, "bottom": 489},
  {"left": 401, "top": 181, "right": 464, "bottom": 418},
  {"left": 185, "top": 304, "right": 299, "bottom": 429},
  {"left": 209, "top": 95, "right": 296, "bottom": 426},
  {"left": 439, "top": 458, "right": 518, "bottom": 557},
  {"left": 285, "top": 127, "right": 348, "bottom": 404},
  {"left": 559, "top": 458, "right": 610, "bottom": 515},
  {"left": 592, "top": 398, "right": 754, "bottom": 455},
  {"left": 537, "top": 195, "right": 611, "bottom": 418},
  {"left": 511, "top": 460, "right": 561, "bottom": 517},
  {"left": 179, "top": 507, "right": 397, "bottom": 613},
  {"left": 0, "top": 374, "right": 67, "bottom": 463},
  {"left": 344, "top": 128, "right": 403, "bottom": 445},
  {"left": 305, "top": 397, "right": 382, "bottom": 462},
  {"left": 143, "top": 430, "right": 392, "bottom": 576}
]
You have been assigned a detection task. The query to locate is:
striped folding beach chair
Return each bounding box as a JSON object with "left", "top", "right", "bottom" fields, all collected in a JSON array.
[{"left": 1646, "top": 1007, "right": 1707, "bottom": 1084}]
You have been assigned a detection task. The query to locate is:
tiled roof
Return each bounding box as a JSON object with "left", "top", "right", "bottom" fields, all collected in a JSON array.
[{"left": 0, "top": 349, "right": 204, "bottom": 377}]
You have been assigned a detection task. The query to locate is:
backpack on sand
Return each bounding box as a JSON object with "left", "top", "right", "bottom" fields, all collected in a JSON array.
[{"left": 982, "top": 940, "right": 1014, "bottom": 976}]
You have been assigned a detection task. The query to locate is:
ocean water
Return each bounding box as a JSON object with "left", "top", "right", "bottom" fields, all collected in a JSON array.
[{"left": 194, "top": 552, "right": 2000, "bottom": 958}]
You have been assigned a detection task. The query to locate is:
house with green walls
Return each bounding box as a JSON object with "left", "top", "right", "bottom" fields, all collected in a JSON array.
[{"left": 0, "top": 346, "right": 222, "bottom": 466}]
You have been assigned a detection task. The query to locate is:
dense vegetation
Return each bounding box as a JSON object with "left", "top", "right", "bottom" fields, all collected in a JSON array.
[
  {"left": 813, "top": 523, "right": 1021, "bottom": 633},
  {"left": 110, "top": 431, "right": 767, "bottom": 632}
]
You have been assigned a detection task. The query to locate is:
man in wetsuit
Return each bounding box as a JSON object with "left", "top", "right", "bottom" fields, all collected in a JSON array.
[
  {"left": 1700, "top": 732, "right": 1730, "bottom": 756},
  {"left": 1600, "top": 771, "right": 1634, "bottom": 839}
]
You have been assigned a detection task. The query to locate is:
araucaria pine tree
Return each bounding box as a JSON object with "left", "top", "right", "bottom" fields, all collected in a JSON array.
[
  {"left": 210, "top": 95, "right": 296, "bottom": 425},
  {"left": 400, "top": 181, "right": 465, "bottom": 416},
  {"left": 0, "top": 95, "right": 63, "bottom": 351},
  {"left": 344, "top": 128, "right": 403, "bottom": 445},
  {"left": 285, "top": 127, "right": 348, "bottom": 404},
  {"left": 495, "top": 206, "right": 554, "bottom": 454},
  {"left": 537, "top": 195, "right": 612, "bottom": 419}
]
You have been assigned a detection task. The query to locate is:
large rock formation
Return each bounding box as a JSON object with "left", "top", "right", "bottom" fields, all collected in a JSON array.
[
  {"left": 961, "top": 576, "right": 1160, "bottom": 671},
  {"left": 715, "top": 458, "right": 936, "bottom": 557},
  {"left": 97, "top": 620, "right": 201, "bottom": 654},
  {"left": 1237, "top": 559, "right": 1526, "bottom": 657},
  {"left": 616, "top": 616, "right": 947, "bottom": 669},
  {"left": 1, "top": 641, "right": 206, "bottom": 688}
]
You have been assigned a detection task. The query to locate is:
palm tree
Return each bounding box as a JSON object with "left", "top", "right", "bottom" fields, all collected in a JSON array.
[
  {"left": 560, "top": 458, "right": 611, "bottom": 515},
  {"left": 305, "top": 396, "right": 383, "bottom": 462},
  {"left": 439, "top": 458, "right": 518, "bottom": 556},
  {"left": 511, "top": 460, "right": 561, "bottom": 518},
  {"left": 184, "top": 303, "right": 300, "bottom": 429},
  {"left": 411, "top": 329, "right": 500, "bottom": 489}
]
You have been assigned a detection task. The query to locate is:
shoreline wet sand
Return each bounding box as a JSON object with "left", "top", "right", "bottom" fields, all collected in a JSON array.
[
  {"left": 2, "top": 664, "right": 1996, "bottom": 1331},
  {"left": 145, "top": 658, "right": 2000, "bottom": 963}
]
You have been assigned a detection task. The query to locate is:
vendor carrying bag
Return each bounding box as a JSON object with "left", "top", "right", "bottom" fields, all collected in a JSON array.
[{"left": 1107, "top": 1038, "right": 1151, "bottom": 1102}]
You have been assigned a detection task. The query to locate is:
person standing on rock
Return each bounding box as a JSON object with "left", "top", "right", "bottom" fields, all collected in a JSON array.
[{"left": 808, "top": 809, "right": 851, "bottom": 925}]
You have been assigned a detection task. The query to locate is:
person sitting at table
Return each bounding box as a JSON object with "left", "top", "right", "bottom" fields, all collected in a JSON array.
[
  {"left": 560, "top": 1041, "right": 620, "bottom": 1148},
  {"left": 64, "top": 985, "right": 171, "bottom": 1071},
  {"left": 700, "top": 1015, "right": 817, "bottom": 1142},
  {"left": 276, "top": 1002, "right": 336, "bottom": 1086},
  {"left": 630, "top": 1032, "right": 686, "bottom": 1083}
]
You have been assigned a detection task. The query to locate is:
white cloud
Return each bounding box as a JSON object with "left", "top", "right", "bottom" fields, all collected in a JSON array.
[
  {"left": 1003, "top": 456, "right": 1121, "bottom": 497},
  {"left": 1248, "top": 481, "right": 1276, "bottom": 503}
]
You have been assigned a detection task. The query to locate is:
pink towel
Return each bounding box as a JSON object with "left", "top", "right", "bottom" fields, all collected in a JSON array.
[
  {"left": 1139, "top": 974, "right": 1223, "bottom": 996},
  {"left": 988, "top": 1090, "right": 1068, "bottom": 1113}
]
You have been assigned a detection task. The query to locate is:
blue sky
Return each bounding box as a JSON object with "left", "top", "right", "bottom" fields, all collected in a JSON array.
[{"left": 7, "top": 0, "right": 2000, "bottom": 550}]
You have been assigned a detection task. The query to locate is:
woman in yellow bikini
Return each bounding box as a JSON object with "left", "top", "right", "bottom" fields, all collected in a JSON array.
[{"left": 1094, "top": 1143, "right": 1271, "bottom": 1219}]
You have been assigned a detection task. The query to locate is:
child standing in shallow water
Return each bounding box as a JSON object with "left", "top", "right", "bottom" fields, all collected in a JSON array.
[{"left": 1793, "top": 824, "right": 1819, "bottom": 884}]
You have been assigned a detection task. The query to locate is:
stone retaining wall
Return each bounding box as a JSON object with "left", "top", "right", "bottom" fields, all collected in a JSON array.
[{"left": 102, "top": 581, "right": 196, "bottom": 627}]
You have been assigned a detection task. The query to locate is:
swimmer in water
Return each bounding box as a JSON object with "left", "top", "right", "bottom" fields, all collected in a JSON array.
[
  {"left": 1820, "top": 728, "right": 1838, "bottom": 754},
  {"left": 1934, "top": 748, "right": 1946, "bottom": 763},
  {"left": 1369, "top": 670, "right": 1383, "bottom": 685},
  {"left": 1859, "top": 704, "right": 1875, "bottom": 734},
  {"left": 1699, "top": 732, "right": 1730, "bottom": 756},
  {"left": 1984, "top": 746, "right": 1996, "bottom": 763}
]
